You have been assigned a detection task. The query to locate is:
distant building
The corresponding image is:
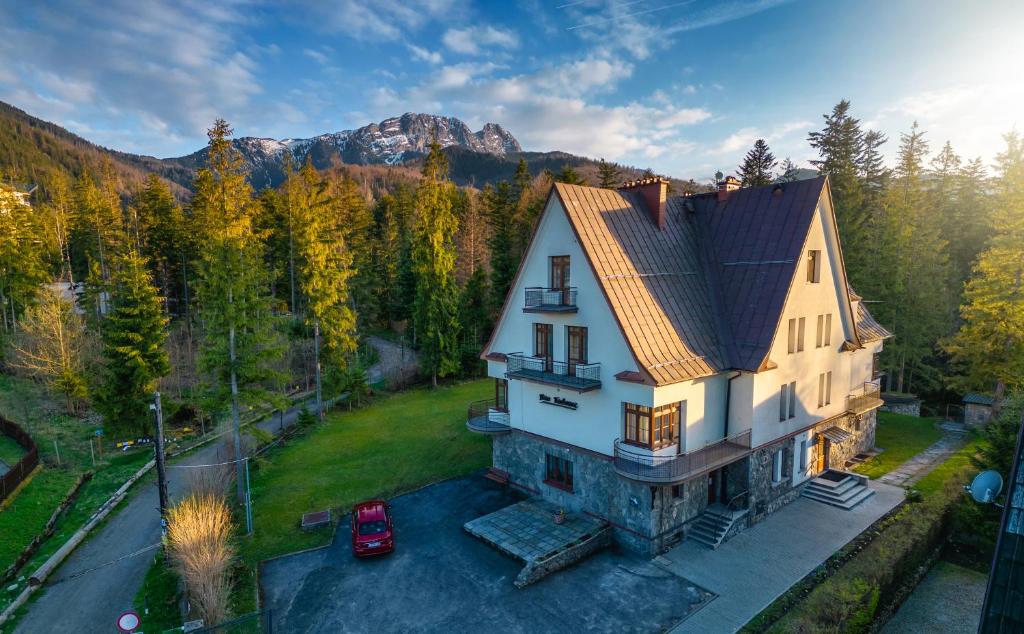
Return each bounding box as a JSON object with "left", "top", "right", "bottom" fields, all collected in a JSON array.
[
  {"left": 980, "top": 420, "right": 1024, "bottom": 632},
  {"left": 964, "top": 392, "right": 996, "bottom": 427},
  {"left": 469, "top": 176, "right": 891, "bottom": 555}
]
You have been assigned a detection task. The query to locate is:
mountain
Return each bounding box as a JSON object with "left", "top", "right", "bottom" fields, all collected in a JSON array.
[{"left": 165, "top": 113, "right": 522, "bottom": 189}]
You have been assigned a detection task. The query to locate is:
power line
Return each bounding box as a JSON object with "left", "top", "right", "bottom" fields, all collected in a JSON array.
[{"left": 48, "top": 543, "right": 161, "bottom": 585}]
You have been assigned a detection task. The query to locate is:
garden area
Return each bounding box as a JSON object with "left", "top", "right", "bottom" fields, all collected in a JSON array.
[
  {"left": 852, "top": 411, "right": 943, "bottom": 479},
  {"left": 132, "top": 378, "right": 493, "bottom": 632}
]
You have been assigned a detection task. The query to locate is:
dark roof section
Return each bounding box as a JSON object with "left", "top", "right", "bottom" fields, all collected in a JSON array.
[
  {"left": 963, "top": 392, "right": 995, "bottom": 406},
  {"left": 854, "top": 300, "right": 892, "bottom": 343},
  {"left": 688, "top": 177, "right": 829, "bottom": 370}
]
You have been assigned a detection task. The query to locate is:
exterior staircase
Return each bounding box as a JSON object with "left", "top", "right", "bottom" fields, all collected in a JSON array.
[
  {"left": 687, "top": 504, "right": 747, "bottom": 549},
  {"left": 801, "top": 471, "right": 875, "bottom": 510}
]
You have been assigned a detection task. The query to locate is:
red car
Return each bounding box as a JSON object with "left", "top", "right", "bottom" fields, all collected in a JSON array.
[{"left": 350, "top": 500, "right": 394, "bottom": 557}]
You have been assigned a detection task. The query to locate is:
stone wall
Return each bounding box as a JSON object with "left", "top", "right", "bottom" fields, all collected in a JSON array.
[
  {"left": 826, "top": 410, "right": 877, "bottom": 469},
  {"left": 747, "top": 440, "right": 797, "bottom": 523},
  {"left": 882, "top": 394, "right": 921, "bottom": 417},
  {"left": 965, "top": 403, "right": 992, "bottom": 428},
  {"left": 514, "top": 526, "right": 613, "bottom": 588},
  {"left": 493, "top": 431, "right": 707, "bottom": 555}
]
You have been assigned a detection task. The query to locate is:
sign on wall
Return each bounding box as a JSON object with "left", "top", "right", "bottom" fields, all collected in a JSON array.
[{"left": 539, "top": 394, "right": 578, "bottom": 410}]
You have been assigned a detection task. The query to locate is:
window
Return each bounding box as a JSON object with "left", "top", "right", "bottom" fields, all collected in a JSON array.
[
  {"left": 780, "top": 382, "right": 796, "bottom": 421},
  {"left": 550, "top": 255, "right": 570, "bottom": 289},
  {"left": 788, "top": 318, "right": 797, "bottom": 354},
  {"left": 798, "top": 317, "right": 806, "bottom": 352},
  {"left": 671, "top": 484, "right": 683, "bottom": 499},
  {"left": 772, "top": 449, "right": 784, "bottom": 483},
  {"left": 818, "top": 371, "right": 832, "bottom": 408},
  {"left": 872, "top": 352, "right": 881, "bottom": 379},
  {"left": 807, "top": 250, "right": 821, "bottom": 283},
  {"left": 624, "top": 402, "right": 682, "bottom": 450},
  {"left": 495, "top": 378, "right": 508, "bottom": 412},
  {"left": 799, "top": 440, "right": 808, "bottom": 471},
  {"left": 815, "top": 314, "right": 832, "bottom": 348},
  {"left": 545, "top": 454, "right": 573, "bottom": 491},
  {"left": 533, "top": 323, "right": 553, "bottom": 368},
  {"left": 566, "top": 325, "right": 588, "bottom": 375}
]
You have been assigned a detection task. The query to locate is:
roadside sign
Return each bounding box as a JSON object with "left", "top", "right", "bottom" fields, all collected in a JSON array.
[
  {"left": 95, "top": 428, "right": 104, "bottom": 436},
  {"left": 117, "top": 610, "right": 141, "bottom": 632}
]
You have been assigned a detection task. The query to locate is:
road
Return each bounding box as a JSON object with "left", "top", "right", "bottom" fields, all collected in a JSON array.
[{"left": 13, "top": 398, "right": 316, "bottom": 634}]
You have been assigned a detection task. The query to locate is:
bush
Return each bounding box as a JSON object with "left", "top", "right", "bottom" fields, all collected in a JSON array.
[{"left": 166, "top": 493, "right": 236, "bottom": 626}]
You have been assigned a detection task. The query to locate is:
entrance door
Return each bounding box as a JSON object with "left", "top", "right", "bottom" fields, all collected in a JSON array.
[
  {"left": 533, "top": 323, "right": 553, "bottom": 371},
  {"left": 815, "top": 434, "right": 829, "bottom": 472},
  {"left": 708, "top": 470, "right": 718, "bottom": 504},
  {"left": 566, "top": 326, "right": 587, "bottom": 376},
  {"left": 550, "top": 255, "right": 570, "bottom": 304}
]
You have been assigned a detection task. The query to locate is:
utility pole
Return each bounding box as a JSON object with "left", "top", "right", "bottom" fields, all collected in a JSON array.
[
  {"left": 229, "top": 323, "right": 245, "bottom": 507},
  {"left": 314, "top": 319, "right": 323, "bottom": 420},
  {"left": 152, "top": 391, "right": 169, "bottom": 518}
]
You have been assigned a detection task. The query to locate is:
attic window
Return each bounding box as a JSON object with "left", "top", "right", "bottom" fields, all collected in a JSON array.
[{"left": 807, "top": 250, "right": 821, "bottom": 283}]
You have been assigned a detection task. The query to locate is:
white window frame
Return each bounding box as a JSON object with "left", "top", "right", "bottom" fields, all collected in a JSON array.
[{"left": 772, "top": 448, "right": 783, "bottom": 483}]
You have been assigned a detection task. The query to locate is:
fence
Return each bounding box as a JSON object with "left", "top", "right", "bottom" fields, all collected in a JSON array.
[
  {"left": 185, "top": 609, "right": 274, "bottom": 633},
  {"left": 0, "top": 417, "right": 39, "bottom": 503}
]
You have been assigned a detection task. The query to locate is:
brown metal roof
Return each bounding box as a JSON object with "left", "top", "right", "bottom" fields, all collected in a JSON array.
[
  {"left": 487, "top": 177, "right": 887, "bottom": 386},
  {"left": 853, "top": 300, "right": 892, "bottom": 343}
]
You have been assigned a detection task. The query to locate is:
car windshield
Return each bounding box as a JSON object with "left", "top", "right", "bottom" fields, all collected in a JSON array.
[{"left": 358, "top": 519, "right": 387, "bottom": 535}]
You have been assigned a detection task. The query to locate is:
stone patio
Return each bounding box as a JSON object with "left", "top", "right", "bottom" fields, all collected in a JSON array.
[{"left": 464, "top": 497, "right": 607, "bottom": 563}]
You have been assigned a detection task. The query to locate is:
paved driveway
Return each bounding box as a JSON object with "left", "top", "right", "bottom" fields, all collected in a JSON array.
[{"left": 261, "top": 476, "right": 707, "bottom": 633}]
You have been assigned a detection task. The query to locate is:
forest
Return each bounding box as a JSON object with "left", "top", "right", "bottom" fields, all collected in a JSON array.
[{"left": 0, "top": 99, "right": 1022, "bottom": 439}]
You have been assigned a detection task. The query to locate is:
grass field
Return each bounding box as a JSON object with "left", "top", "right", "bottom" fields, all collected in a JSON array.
[
  {"left": 0, "top": 434, "right": 25, "bottom": 466},
  {"left": 854, "top": 412, "right": 943, "bottom": 479},
  {"left": 915, "top": 433, "right": 983, "bottom": 497},
  {"left": 241, "top": 379, "right": 493, "bottom": 564}
]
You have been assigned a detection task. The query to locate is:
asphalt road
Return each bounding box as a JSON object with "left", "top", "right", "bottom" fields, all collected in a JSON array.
[{"left": 14, "top": 399, "right": 313, "bottom": 634}]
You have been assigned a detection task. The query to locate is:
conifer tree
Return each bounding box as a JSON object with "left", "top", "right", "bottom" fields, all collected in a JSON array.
[
  {"left": 777, "top": 158, "right": 800, "bottom": 183},
  {"left": 0, "top": 185, "right": 48, "bottom": 334},
  {"left": 134, "top": 174, "right": 186, "bottom": 315},
  {"left": 484, "top": 182, "right": 517, "bottom": 311},
  {"left": 193, "top": 119, "right": 283, "bottom": 503},
  {"left": 95, "top": 249, "right": 170, "bottom": 434},
  {"left": 736, "top": 139, "right": 777, "bottom": 187},
  {"left": 411, "top": 142, "right": 461, "bottom": 386},
  {"left": 555, "top": 164, "right": 586, "bottom": 185},
  {"left": 597, "top": 159, "right": 621, "bottom": 188},
  {"left": 945, "top": 131, "right": 1024, "bottom": 407}
]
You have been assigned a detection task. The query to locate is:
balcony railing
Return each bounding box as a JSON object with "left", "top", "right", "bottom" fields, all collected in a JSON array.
[
  {"left": 613, "top": 429, "right": 753, "bottom": 484},
  {"left": 523, "top": 287, "right": 578, "bottom": 313},
  {"left": 847, "top": 381, "right": 883, "bottom": 415},
  {"left": 505, "top": 353, "right": 601, "bottom": 392},
  {"left": 466, "top": 398, "right": 511, "bottom": 434}
]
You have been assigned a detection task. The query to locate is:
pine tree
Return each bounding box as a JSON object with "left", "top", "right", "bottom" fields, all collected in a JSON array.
[
  {"left": 484, "top": 182, "right": 517, "bottom": 311},
  {"left": 859, "top": 129, "right": 889, "bottom": 205},
  {"left": 134, "top": 174, "right": 186, "bottom": 316},
  {"left": 95, "top": 249, "right": 170, "bottom": 435},
  {"left": 411, "top": 142, "right": 461, "bottom": 386},
  {"left": 0, "top": 185, "right": 48, "bottom": 334},
  {"left": 597, "top": 159, "right": 621, "bottom": 188},
  {"left": 777, "top": 158, "right": 800, "bottom": 183},
  {"left": 736, "top": 139, "right": 777, "bottom": 187},
  {"left": 193, "top": 119, "right": 284, "bottom": 503},
  {"left": 555, "top": 164, "right": 586, "bottom": 185},
  {"left": 454, "top": 188, "right": 489, "bottom": 285},
  {"left": 459, "top": 266, "right": 491, "bottom": 347},
  {"left": 944, "top": 131, "right": 1024, "bottom": 407}
]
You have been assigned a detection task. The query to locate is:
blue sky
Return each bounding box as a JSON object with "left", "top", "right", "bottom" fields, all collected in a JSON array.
[{"left": 1, "top": 0, "right": 1020, "bottom": 181}]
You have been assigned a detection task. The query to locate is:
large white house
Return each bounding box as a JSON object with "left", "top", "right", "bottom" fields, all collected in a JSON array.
[{"left": 468, "top": 175, "right": 891, "bottom": 555}]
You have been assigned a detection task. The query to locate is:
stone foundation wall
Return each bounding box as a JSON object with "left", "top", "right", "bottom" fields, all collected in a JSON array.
[
  {"left": 747, "top": 439, "right": 797, "bottom": 523},
  {"left": 882, "top": 395, "right": 921, "bottom": 417},
  {"left": 493, "top": 432, "right": 707, "bottom": 556},
  {"left": 965, "top": 403, "right": 992, "bottom": 428},
  {"left": 827, "top": 410, "right": 877, "bottom": 469}
]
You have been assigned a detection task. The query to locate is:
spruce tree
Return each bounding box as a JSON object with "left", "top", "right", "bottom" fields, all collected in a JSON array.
[
  {"left": 411, "top": 142, "right": 461, "bottom": 386},
  {"left": 597, "top": 159, "right": 621, "bottom": 188},
  {"left": 134, "top": 174, "right": 186, "bottom": 315},
  {"left": 0, "top": 185, "right": 48, "bottom": 334},
  {"left": 555, "top": 164, "right": 586, "bottom": 185},
  {"left": 777, "top": 158, "right": 800, "bottom": 183},
  {"left": 736, "top": 139, "right": 777, "bottom": 187},
  {"left": 95, "top": 249, "right": 170, "bottom": 435},
  {"left": 193, "top": 119, "right": 283, "bottom": 504},
  {"left": 944, "top": 131, "right": 1024, "bottom": 407},
  {"left": 484, "top": 182, "right": 517, "bottom": 311}
]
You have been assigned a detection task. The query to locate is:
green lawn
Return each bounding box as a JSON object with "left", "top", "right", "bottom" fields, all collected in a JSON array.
[
  {"left": 134, "top": 554, "right": 182, "bottom": 633},
  {"left": 241, "top": 379, "right": 493, "bottom": 564},
  {"left": 915, "top": 433, "right": 983, "bottom": 497},
  {"left": 0, "top": 434, "right": 25, "bottom": 466},
  {"left": 853, "top": 412, "right": 943, "bottom": 479}
]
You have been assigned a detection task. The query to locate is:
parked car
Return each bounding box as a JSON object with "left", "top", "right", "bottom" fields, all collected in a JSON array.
[{"left": 351, "top": 500, "right": 394, "bottom": 557}]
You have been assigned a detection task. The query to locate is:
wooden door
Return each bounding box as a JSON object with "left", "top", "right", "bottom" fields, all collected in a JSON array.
[
  {"left": 707, "top": 469, "right": 719, "bottom": 505},
  {"left": 566, "top": 326, "right": 587, "bottom": 376},
  {"left": 550, "top": 256, "right": 570, "bottom": 304},
  {"left": 495, "top": 378, "right": 508, "bottom": 412},
  {"left": 815, "top": 434, "right": 828, "bottom": 472},
  {"left": 533, "top": 323, "right": 553, "bottom": 371}
]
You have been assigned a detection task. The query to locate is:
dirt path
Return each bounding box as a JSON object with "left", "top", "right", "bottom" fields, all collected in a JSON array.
[
  {"left": 877, "top": 422, "right": 969, "bottom": 487},
  {"left": 365, "top": 335, "right": 419, "bottom": 388}
]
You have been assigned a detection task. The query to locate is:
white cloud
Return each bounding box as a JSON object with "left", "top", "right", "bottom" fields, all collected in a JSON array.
[
  {"left": 442, "top": 26, "right": 519, "bottom": 55},
  {"left": 303, "top": 48, "right": 329, "bottom": 65},
  {"left": 407, "top": 43, "right": 443, "bottom": 65},
  {"left": 296, "top": 0, "right": 461, "bottom": 41},
  {"left": 710, "top": 120, "right": 811, "bottom": 155}
]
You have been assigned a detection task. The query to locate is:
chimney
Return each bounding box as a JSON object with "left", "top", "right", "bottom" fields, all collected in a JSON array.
[
  {"left": 619, "top": 177, "right": 669, "bottom": 229},
  {"left": 718, "top": 175, "right": 740, "bottom": 202}
]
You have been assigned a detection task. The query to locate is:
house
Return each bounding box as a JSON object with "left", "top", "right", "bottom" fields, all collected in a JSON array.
[
  {"left": 469, "top": 175, "right": 891, "bottom": 555},
  {"left": 963, "top": 392, "right": 995, "bottom": 427}
]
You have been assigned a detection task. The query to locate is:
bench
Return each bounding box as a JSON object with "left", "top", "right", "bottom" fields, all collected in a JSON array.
[
  {"left": 301, "top": 509, "right": 331, "bottom": 531},
  {"left": 484, "top": 468, "right": 510, "bottom": 485}
]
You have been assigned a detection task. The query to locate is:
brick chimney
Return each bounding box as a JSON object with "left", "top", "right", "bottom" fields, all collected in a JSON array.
[
  {"left": 619, "top": 177, "right": 669, "bottom": 229},
  {"left": 718, "top": 175, "right": 740, "bottom": 202}
]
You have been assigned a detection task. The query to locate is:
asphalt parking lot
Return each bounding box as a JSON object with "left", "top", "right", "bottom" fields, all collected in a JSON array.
[{"left": 261, "top": 474, "right": 709, "bottom": 633}]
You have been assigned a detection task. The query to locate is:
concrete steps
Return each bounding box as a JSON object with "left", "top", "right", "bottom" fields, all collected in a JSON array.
[
  {"left": 801, "top": 472, "right": 875, "bottom": 510},
  {"left": 687, "top": 505, "right": 744, "bottom": 549}
]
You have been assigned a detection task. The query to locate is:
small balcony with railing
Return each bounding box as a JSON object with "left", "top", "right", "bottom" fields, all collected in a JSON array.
[
  {"left": 505, "top": 352, "right": 601, "bottom": 392},
  {"left": 846, "top": 381, "right": 883, "bottom": 415},
  {"left": 523, "top": 287, "right": 578, "bottom": 313},
  {"left": 613, "top": 429, "right": 753, "bottom": 484},
  {"left": 466, "top": 398, "right": 511, "bottom": 434}
]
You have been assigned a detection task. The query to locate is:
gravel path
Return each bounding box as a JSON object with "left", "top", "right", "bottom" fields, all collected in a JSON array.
[{"left": 882, "top": 560, "right": 987, "bottom": 633}]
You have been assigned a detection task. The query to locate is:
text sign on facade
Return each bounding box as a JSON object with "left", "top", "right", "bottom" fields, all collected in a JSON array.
[{"left": 539, "top": 394, "right": 578, "bottom": 410}]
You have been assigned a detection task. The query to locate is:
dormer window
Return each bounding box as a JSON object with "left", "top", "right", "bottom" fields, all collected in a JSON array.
[{"left": 807, "top": 250, "right": 821, "bottom": 283}]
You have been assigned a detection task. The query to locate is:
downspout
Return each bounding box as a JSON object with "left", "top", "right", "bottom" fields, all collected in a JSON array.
[{"left": 724, "top": 371, "right": 742, "bottom": 439}]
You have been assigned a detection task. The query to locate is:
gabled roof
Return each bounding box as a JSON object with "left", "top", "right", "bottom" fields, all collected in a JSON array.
[
  {"left": 853, "top": 298, "right": 892, "bottom": 343},
  {"left": 485, "top": 177, "right": 889, "bottom": 386},
  {"left": 963, "top": 392, "right": 995, "bottom": 406}
]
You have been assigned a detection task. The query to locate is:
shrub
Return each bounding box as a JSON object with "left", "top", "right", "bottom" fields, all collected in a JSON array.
[{"left": 166, "top": 493, "right": 236, "bottom": 626}]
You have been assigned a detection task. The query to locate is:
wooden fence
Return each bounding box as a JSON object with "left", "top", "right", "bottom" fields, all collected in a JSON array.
[{"left": 0, "top": 417, "right": 39, "bottom": 503}]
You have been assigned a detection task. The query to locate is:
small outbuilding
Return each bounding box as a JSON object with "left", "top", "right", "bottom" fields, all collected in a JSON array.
[{"left": 963, "top": 393, "right": 995, "bottom": 427}]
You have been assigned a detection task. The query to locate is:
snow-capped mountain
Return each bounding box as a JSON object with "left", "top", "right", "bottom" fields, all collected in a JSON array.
[{"left": 168, "top": 113, "right": 521, "bottom": 187}]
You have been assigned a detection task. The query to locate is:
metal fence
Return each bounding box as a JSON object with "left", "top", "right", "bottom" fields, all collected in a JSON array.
[
  {"left": 506, "top": 353, "right": 601, "bottom": 390},
  {"left": 0, "top": 417, "right": 39, "bottom": 502},
  {"left": 466, "top": 398, "right": 511, "bottom": 433},
  {"left": 524, "top": 286, "right": 578, "bottom": 310},
  {"left": 186, "top": 609, "right": 274, "bottom": 634},
  {"left": 613, "top": 429, "right": 753, "bottom": 484}
]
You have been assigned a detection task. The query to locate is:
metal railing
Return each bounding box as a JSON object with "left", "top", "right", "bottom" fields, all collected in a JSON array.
[
  {"left": 846, "top": 381, "right": 883, "bottom": 414},
  {"left": 613, "top": 429, "right": 753, "bottom": 484},
  {"left": 726, "top": 489, "right": 750, "bottom": 512},
  {"left": 506, "top": 352, "right": 601, "bottom": 391},
  {"left": 524, "top": 287, "right": 578, "bottom": 311},
  {"left": 466, "top": 398, "right": 511, "bottom": 434}
]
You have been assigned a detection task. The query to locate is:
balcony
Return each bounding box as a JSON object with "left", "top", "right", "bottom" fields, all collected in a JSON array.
[
  {"left": 523, "top": 287, "right": 578, "bottom": 313},
  {"left": 466, "top": 398, "right": 511, "bottom": 434},
  {"left": 505, "top": 353, "right": 601, "bottom": 392},
  {"left": 613, "top": 429, "right": 753, "bottom": 484},
  {"left": 846, "top": 381, "right": 883, "bottom": 415}
]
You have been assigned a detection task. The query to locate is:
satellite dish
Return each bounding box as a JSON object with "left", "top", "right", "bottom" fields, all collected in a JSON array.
[{"left": 966, "top": 470, "right": 1004, "bottom": 504}]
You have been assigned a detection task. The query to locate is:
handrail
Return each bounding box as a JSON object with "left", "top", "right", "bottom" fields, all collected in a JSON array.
[
  {"left": 466, "top": 399, "right": 510, "bottom": 434},
  {"left": 847, "top": 381, "right": 883, "bottom": 414},
  {"left": 725, "top": 489, "right": 749, "bottom": 511},
  {"left": 613, "top": 429, "right": 752, "bottom": 484},
  {"left": 524, "top": 286, "right": 577, "bottom": 310},
  {"left": 506, "top": 353, "right": 601, "bottom": 390}
]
